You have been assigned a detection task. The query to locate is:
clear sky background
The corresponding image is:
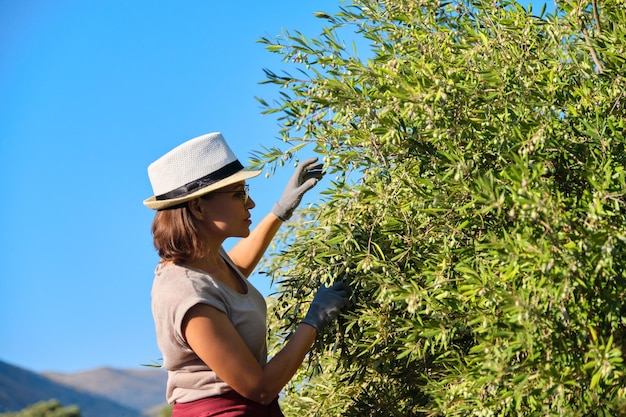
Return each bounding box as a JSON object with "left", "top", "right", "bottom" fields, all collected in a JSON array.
[{"left": 0, "top": 0, "right": 342, "bottom": 374}]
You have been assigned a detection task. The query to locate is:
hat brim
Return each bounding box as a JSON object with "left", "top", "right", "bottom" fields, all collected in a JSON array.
[{"left": 143, "top": 169, "right": 262, "bottom": 210}]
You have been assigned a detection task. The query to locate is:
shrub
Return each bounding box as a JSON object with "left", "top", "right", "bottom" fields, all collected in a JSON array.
[{"left": 255, "top": 0, "right": 626, "bottom": 415}]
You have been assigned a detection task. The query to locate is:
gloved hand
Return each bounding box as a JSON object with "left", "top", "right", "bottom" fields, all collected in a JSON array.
[
  {"left": 272, "top": 157, "right": 324, "bottom": 221},
  {"left": 302, "top": 282, "right": 351, "bottom": 333}
]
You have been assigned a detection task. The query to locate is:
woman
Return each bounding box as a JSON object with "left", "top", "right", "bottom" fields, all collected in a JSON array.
[{"left": 144, "top": 132, "right": 350, "bottom": 416}]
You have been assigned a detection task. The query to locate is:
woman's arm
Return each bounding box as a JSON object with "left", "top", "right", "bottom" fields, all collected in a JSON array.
[
  {"left": 183, "top": 303, "right": 316, "bottom": 405},
  {"left": 229, "top": 158, "right": 324, "bottom": 277},
  {"left": 228, "top": 212, "right": 282, "bottom": 277},
  {"left": 183, "top": 282, "right": 350, "bottom": 405}
]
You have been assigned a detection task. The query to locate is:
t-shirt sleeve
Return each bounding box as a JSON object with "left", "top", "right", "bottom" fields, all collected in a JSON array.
[{"left": 156, "top": 267, "right": 230, "bottom": 348}]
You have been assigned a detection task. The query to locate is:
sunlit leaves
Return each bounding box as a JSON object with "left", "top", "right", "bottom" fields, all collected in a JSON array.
[{"left": 257, "top": 0, "right": 626, "bottom": 415}]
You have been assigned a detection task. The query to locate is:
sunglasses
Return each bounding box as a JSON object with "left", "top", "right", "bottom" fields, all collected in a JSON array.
[{"left": 209, "top": 184, "right": 250, "bottom": 204}]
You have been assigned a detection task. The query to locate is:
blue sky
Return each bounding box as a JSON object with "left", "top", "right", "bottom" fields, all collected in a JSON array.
[{"left": 0, "top": 0, "right": 342, "bottom": 373}]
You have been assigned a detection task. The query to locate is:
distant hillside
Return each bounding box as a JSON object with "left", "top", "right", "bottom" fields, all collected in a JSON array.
[
  {"left": 0, "top": 360, "right": 162, "bottom": 417},
  {"left": 43, "top": 367, "right": 168, "bottom": 412}
]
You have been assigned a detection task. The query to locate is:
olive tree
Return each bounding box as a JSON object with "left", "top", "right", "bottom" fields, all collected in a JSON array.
[
  {"left": 253, "top": 0, "right": 626, "bottom": 415},
  {"left": 0, "top": 400, "right": 81, "bottom": 417}
]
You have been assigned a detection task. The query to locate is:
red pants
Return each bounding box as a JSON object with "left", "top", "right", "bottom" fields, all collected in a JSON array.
[{"left": 172, "top": 390, "right": 284, "bottom": 417}]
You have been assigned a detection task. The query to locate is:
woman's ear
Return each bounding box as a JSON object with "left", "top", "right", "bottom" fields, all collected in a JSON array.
[{"left": 188, "top": 198, "right": 204, "bottom": 220}]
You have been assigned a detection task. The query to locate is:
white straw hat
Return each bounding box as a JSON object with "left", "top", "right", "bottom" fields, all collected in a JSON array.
[{"left": 143, "top": 132, "right": 261, "bottom": 210}]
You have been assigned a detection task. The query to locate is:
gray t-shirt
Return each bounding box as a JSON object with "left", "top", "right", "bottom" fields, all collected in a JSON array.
[{"left": 151, "top": 247, "right": 267, "bottom": 404}]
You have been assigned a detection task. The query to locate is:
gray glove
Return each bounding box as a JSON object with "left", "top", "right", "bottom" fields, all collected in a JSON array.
[
  {"left": 302, "top": 282, "right": 351, "bottom": 333},
  {"left": 272, "top": 157, "right": 324, "bottom": 221}
]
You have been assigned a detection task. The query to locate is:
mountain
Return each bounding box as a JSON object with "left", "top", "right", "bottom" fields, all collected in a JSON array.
[
  {"left": 43, "top": 367, "right": 168, "bottom": 412},
  {"left": 0, "top": 360, "right": 167, "bottom": 417}
]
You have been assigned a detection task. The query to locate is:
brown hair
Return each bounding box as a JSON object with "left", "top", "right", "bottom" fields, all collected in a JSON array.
[{"left": 151, "top": 204, "right": 207, "bottom": 264}]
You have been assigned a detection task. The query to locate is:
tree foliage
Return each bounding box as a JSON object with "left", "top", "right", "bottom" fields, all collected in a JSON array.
[
  {"left": 156, "top": 404, "right": 173, "bottom": 417},
  {"left": 0, "top": 400, "right": 81, "bottom": 417},
  {"left": 254, "top": 0, "right": 626, "bottom": 415}
]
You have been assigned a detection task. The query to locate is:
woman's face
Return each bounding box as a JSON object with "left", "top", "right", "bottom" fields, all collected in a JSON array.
[{"left": 196, "top": 181, "right": 255, "bottom": 239}]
